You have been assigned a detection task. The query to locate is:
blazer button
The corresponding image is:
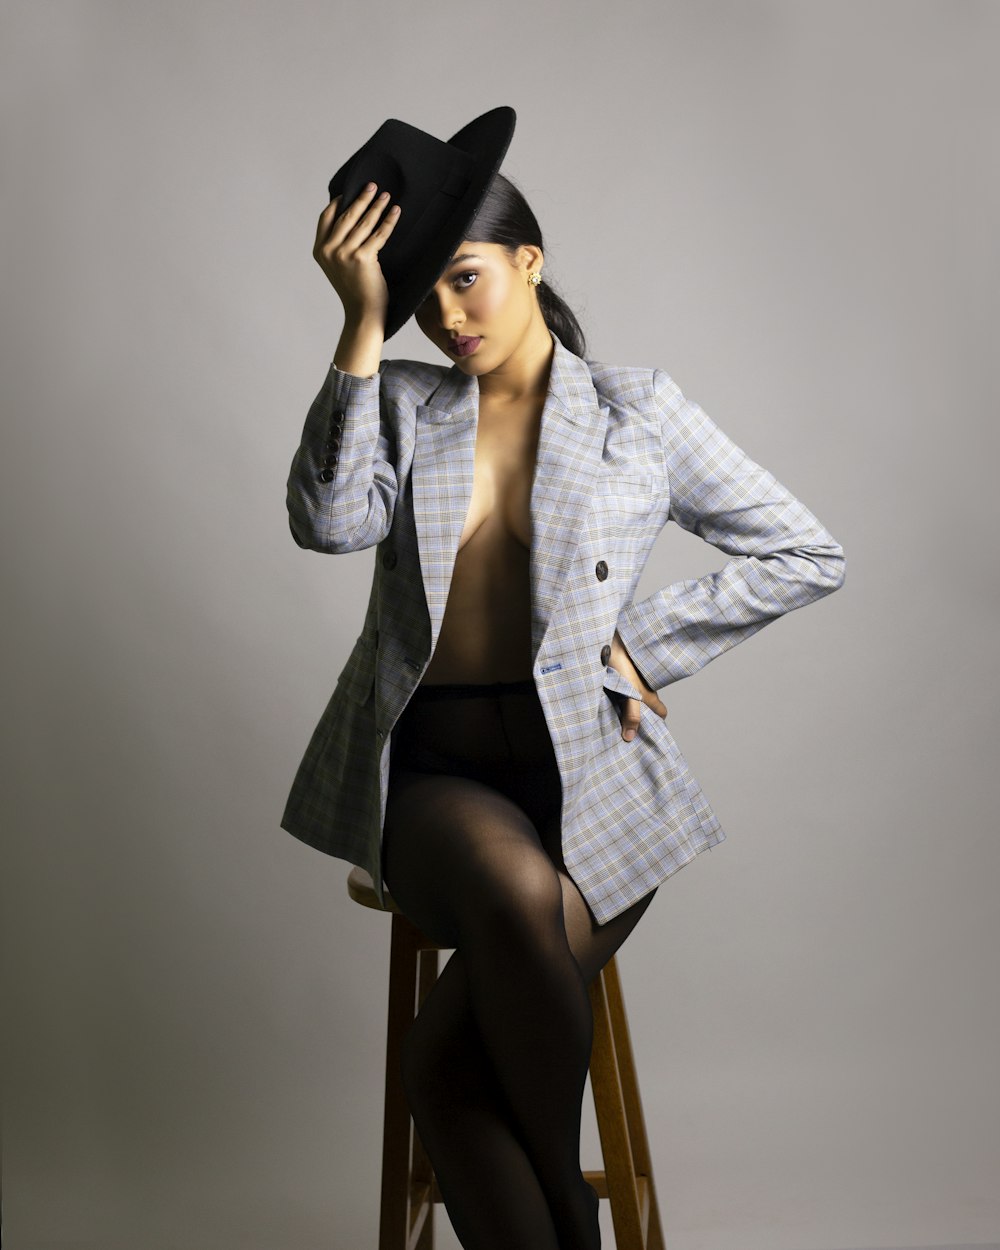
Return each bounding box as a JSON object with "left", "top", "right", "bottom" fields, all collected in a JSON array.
[
  {"left": 382, "top": 549, "right": 397, "bottom": 569},
  {"left": 321, "top": 454, "right": 338, "bottom": 468},
  {"left": 318, "top": 468, "right": 335, "bottom": 483},
  {"left": 600, "top": 643, "right": 611, "bottom": 666},
  {"left": 325, "top": 435, "right": 342, "bottom": 450},
  {"left": 595, "top": 559, "right": 608, "bottom": 581},
  {"left": 331, "top": 408, "right": 345, "bottom": 423}
]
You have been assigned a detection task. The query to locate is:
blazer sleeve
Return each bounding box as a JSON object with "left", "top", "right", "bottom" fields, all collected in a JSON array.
[
  {"left": 286, "top": 360, "right": 398, "bottom": 553},
  {"left": 614, "top": 369, "right": 846, "bottom": 692}
]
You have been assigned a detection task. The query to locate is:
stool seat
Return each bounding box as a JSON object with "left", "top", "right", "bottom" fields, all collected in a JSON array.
[
  {"left": 348, "top": 864, "right": 405, "bottom": 913},
  {"left": 347, "top": 864, "right": 666, "bottom": 1249}
]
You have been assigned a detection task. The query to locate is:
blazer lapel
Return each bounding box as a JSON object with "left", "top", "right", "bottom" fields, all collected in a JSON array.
[
  {"left": 527, "top": 334, "right": 608, "bottom": 660},
  {"left": 412, "top": 330, "right": 608, "bottom": 663},
  {"left": 411, "top": 368, "right": 479, "bottom": 648}
]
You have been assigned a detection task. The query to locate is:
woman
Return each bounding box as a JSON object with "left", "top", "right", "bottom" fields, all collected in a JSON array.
[{"left": 285, "top": 151, "right": 845, "bottom": 1249}]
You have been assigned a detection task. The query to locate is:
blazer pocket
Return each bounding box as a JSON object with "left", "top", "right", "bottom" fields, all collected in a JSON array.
[
  {"left": 336, "top": 642, "right": 376, "bottom": 705},
  {"left": 595, "top": 471, "right": 664, "bottom": 532}
]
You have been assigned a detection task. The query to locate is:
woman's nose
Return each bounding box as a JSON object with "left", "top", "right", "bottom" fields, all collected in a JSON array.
[
  {"left": 419, "top": 291, "right": 462, "bottom": 331},
  {"left": 435, "top": 301, "right": 460, "bottom": 329}
]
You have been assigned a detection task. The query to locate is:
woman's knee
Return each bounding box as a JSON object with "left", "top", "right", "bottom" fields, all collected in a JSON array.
[
  {"left": 399, "top": 1008, "right": 483, "bottom": 1110},
  {"left": 460, "top": 852, "right": 565, "bottom": 948},
  {"left": 574, "top": 886, "right": 658, "bottom": 984}
]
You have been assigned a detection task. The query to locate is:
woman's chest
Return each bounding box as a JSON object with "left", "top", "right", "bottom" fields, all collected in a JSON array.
[{"left": 458, "top": 399, "right": 544, "bottom": 551}]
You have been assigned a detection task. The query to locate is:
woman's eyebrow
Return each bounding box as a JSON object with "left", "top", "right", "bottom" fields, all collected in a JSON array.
[{"left": 444, "top": 253, "right": 483, "bottom": 269}]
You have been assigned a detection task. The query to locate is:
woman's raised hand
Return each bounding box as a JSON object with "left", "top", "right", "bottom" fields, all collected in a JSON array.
[
  {"left": 313, "top": 183, "right": 402, "bottom": 330},
  {"left": 609, "top": 629, "right": 668, "bottom": 742}
]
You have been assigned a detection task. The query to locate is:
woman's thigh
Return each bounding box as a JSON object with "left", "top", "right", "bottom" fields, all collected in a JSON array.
[
  {"left": 381, "top": 679, "right": 655, "bottom": 961},
  {"left": 384, "top": 766, "right": 655, "bottom": 969},
  {"left": 384, "top": 765, "right": 573, "bottom": 950},
  {"left": 381, "top": 685, "right": 560, "bottom": 942}
]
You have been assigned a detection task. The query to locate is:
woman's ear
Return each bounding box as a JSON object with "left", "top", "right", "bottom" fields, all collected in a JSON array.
[{"left": 515, "top": 243, "right": 544, "bottom": 274}]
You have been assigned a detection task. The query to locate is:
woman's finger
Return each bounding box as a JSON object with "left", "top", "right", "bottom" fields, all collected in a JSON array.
[
  {"left": 620, "top": 696, "right": 641, "bottom": 742},
  {"left": 317, "top": 184, "right": 378, "bottom": 248},
  {"left": 317, "top": 194, "right": 344, "bottom": 230},
  {"left": 356, "top": 201, "right": 401, "bottom": 253}
]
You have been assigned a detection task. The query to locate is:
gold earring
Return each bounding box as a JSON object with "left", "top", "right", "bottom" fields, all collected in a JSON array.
[{"left": 527, "top": 271, "right": 542, "bottom": 286}]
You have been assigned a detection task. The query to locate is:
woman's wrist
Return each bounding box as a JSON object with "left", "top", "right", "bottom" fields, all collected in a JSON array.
[
  {"left": 334, "top": 316, "right": 384, "bottom": 377},
  {"left": 332, "top": 362, "right": 378, "bottom": 380}
]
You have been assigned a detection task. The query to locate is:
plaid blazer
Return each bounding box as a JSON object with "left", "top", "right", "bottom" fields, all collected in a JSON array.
[{"left": 281, "top": 328, "right": 845, "bottom": 926}]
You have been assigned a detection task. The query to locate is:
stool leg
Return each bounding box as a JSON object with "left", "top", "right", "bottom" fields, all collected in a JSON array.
[
  {"left": 603, "top": 956, "right": 666, "bottom": 1250},
  {"left": 410, "top": 945, "right": 440, "bottom": 1250},
  {"left": 379, "top": 913, "right": 422, "bottom": 1250},
  {"left": 589, "top": 965, "right": 646, "bottom": 1250}
]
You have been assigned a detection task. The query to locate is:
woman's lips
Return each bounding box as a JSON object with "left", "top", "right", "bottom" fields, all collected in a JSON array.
[{"left": 449, "top": 336, "right": 482, "bottom": 357}]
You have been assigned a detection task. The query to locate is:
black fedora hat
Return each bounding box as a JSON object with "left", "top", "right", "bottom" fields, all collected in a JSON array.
[{"left": 327, "top": 106, "right": 517, "bottom": 340}]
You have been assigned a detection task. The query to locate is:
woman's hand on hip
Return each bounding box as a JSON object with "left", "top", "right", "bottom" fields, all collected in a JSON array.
[{"left": 609, "top": 629, "right": 668, "bottom": 742}]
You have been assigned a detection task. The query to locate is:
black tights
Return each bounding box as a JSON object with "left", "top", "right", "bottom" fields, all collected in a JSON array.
[{"left": 381, "top": 677, "right": 657, "bottom": 1250}]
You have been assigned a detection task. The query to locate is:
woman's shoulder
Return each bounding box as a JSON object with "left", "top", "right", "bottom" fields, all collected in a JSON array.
[
  {"left": 373, "top": 350, "right": 677, "bottom": 414},
  {"left": 583, "top": 354, "right": 660, "bottom": 411}
]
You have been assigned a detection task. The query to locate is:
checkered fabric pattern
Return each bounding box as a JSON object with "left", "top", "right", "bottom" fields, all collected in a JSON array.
[{"left": 281, "top": 329, "right": 845, "bottom": 925}]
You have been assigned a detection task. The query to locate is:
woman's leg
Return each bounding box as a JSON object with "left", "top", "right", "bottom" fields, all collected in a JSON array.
[{"left": 382, "top": 763, "right": 656, "bottom": 1250}]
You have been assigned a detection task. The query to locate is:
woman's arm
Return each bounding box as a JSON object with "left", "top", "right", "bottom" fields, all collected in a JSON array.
[
  {"left": 287, "top": 188, "right": 403, "bottom": 554},
  {"left": 614, "top": 369, "right": 846, "bottom": 692},
  {"left": 285, "top": 338, "right": 399, "bottom": 554}
]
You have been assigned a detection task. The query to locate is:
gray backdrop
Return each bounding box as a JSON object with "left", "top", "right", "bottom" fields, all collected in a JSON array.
[{"left": 3, "top": 2, "right": 998, "bottom": 1248}]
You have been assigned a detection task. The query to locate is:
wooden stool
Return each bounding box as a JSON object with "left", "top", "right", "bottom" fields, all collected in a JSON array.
[{"left": 348, "top": 865, "right": 666, "bottom": 1250}]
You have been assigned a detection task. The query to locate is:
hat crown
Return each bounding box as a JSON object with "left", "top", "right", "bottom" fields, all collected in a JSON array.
[{"left": 328, "top": 118, "right": 480, "bottom": 213}]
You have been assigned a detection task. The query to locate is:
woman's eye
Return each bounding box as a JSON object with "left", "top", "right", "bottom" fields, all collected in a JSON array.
[{"left": 417, "top": 272, "right": 478, "bottom": 311}]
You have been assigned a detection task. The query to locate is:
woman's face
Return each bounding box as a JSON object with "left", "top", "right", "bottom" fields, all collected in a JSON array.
[{"left": 414, "top": 239, "right": 544, "bottom": 374}]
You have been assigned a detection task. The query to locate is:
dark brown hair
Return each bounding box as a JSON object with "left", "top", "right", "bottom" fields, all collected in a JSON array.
[{"left": 465, "top": 172, "right": 587, "bottom": 358}]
